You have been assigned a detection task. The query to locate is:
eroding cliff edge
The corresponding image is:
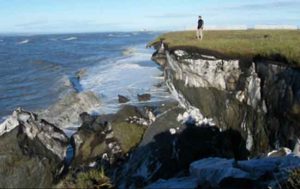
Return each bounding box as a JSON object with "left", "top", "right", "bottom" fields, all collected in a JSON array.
[
  {"left": 152, "top": 43, "right": 300, "bottom": 156},
  {"left": 0, "top": 108, "right": 69, "bottom": 188}
]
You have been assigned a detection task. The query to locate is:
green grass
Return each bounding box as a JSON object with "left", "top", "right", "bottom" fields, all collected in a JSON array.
[
  {"left": 112, "top": 122, "right": 145, "bottom": 154},
  {"left": 149, "top": 30, "right": 300, "bottom": 66},
  {"left": 61, "top": 167, "right": 114, "bottom": 189}
]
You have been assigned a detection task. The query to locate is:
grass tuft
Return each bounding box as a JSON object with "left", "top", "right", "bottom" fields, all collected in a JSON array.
[{"left": 61, "top": 167, "right": 114, "bottom": 189}]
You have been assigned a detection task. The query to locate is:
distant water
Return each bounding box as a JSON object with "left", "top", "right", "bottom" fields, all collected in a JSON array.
[{"left": 0, "top": 32, "right": 172, "bottom": 121}]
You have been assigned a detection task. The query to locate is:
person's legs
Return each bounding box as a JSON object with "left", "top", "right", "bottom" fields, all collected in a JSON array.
[
  {"left": 196, "top": 29, "right": 200, "bottom": 39},
  {"left": 199, "top": 28, "right": 203, "bottom": 40}
]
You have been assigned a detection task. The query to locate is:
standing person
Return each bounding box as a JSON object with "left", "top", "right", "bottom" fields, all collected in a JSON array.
[{"left": 197, "top": 16, "right": 204, "bottom": 40}]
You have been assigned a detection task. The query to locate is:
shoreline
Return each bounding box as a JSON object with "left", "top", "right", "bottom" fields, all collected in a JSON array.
[
  {"left": 0, "top": 32, "right": 166, "bottom": 119},
  {"left": 1, "top": 31, "right": 300, "bottom": 188}
]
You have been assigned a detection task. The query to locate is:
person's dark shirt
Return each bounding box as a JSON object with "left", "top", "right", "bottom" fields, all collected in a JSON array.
[{"left": 198, "top": 19, "right": 204, "bottom": 29}]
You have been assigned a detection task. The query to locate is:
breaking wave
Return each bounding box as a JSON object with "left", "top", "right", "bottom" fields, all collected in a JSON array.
[
  {"left": 17, "top": 39, "right": 29, "bottom": 44},
  {"left": 122, "top": 47, "right": 137, "bottom": 56},
  {"left": 63, "top": 37, "right": 77, "bottom": 41},
  {"left": 80, "top": 45, "right": 172, "bottom": 113}
]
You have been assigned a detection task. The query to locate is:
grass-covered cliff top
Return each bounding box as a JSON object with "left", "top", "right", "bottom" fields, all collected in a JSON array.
[{"left": 150, "top": 30, "right": 300, "bottom": 67}]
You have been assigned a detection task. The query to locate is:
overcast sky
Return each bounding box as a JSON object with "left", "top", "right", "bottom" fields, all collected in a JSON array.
[{"left": 0, "top": 0, "right": 299, "bottom": 33}]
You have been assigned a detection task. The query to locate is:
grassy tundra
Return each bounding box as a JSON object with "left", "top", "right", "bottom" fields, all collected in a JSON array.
[{"left": 150, "top": 30, "right": 300, "bottom": 67}]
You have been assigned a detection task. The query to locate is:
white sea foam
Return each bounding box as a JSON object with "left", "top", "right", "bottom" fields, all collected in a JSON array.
[
  {"left": 63, "top": 37, "right": 77, "bottom": 41},
  {"left": 18, "top": 39, "right": 29, "bottom": 44},
  {"left": 80, "top": 45, "right": 172, "bottom": 114}
]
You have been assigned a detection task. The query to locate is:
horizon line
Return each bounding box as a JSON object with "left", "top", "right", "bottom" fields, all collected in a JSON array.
[{"left": 0, "top": 25, "right": 299, "bottom": 36}]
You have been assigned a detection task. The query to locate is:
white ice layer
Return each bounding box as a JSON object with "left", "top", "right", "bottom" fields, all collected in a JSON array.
[
  {"left": 167, "top": 52, "right": 241, "bottom": 90},
  {"left": 167, "top": 51, "right": 264, "bottom": 111},
  {"left": 165, "top": 52, "right": 216, "bottom": 127}
]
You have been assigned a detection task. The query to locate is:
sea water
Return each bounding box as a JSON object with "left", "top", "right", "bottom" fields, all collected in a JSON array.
[{"left": 0, "top": 32, "right": 172, "bottom": 122}]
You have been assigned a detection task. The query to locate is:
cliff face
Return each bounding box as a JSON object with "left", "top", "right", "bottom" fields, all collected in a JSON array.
[
  {"left": 0, "top": 108, "right": 69, "bottom": 188},
  {"left": 152, "top": 44, "right": 300, "bottom": 156}
]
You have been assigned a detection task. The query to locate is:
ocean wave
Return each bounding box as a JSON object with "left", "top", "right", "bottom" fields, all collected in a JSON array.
[
  {"left": 63, "top": 37, "right": 77, "bottom": 41},
  {"left": 131, "top": 32, "right": 139, "bottom": 36},
  {"left": 107, "top": 33, "right": 131, "bottom": 38},
  {"left": 80, "top": 60, "right": 157, "bottom": 94},
  {"left": 122, "top": 47, "right": 137, "bottom": 56},
  {"left": 80, "top": 45, "right": 166, "bottom": 114},
  {"left": 17, "top": 39, "right": 30, "bottom": 44},
  {"left": 117, "top": 63, "right": 145, "bottom": 69},
  {"left": 32, "top": 60, "right": 62, "bottom": 69}
]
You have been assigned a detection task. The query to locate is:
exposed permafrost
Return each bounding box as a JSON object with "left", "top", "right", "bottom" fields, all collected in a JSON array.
[
  {"left": 294, "top": 138, "right": 300, "bottom": 156},
  {"left": 246, "top": 129, "right": 254, "bottom": 151},
  {"left": 245, "top": 63, "right": 262, "bottom": 109},
  {"left": 167, "top": 50, "right": 265, "bottom": 112},
  {"left": 153, "top": 45, "right": 300, "bottom": 157},
  {"left": 165, "top": 52, "right": 216, "bottom": 127},
  {"left": 167, "top": 52, "right": 241, "bottom": 90}
]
